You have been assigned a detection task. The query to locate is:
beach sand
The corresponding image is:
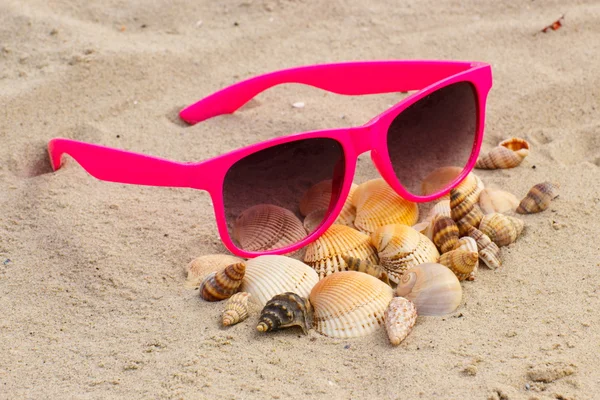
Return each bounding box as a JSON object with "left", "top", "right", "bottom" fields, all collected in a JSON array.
[{"left": 1, "top": 0, "right": 599, "bottom": 398}]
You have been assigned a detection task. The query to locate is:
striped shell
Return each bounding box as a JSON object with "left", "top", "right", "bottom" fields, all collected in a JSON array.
[
  {"left": 479, "top": 213, "right": 524, "bottom": 247},
  {"left": 310, "top": 271, "right": 394, "bottom": 338},
  {"left": 450, "top": 186, "right": 484, "bottom": 236},
  {"left": 413, "top": 199, "right": 452, "bottom": 238},
  {"left": 241, "top": 255, "right": 319, "bottom": 307},
  {"left": 341, "top": 255, "right": 390, "bottom": 285},
  {"left": 222, "top": 292, "right": 251, "bottom": 327},
  {"left": 479, "top": 187, "right": 520, "bottom": 214},
  {"left": 431, "top": 215, "right": 459, "bottom": 254},
  {"left": 185, "top": 254, "right": 244, "bottom": 289},
  {"left": 454, "top": 236, "right": 479, "bottom": 280},
  {"left": 467, "top": 227, "right": 502, "bottom": 270},
  {"left": 199, "top": 262, "right": 246, "bottom": 302},
  {"left": 256, "top": 292, "right": 313, "bottom": 334},
  {"left": 300, "top": 180, "right": 357, "bottom": 230},
  {"left": 233, "top": 204, "right": 307, "bottom": 252},
  {"left": 385, "top": 297, "right": 418, "bottom": 346},
  {"left": 371, "top": 224, "right": 440, "bottom": 284},
  {"left": 352, "top": 178, "right": 419, "bottom": 234},
  {"left": 303, "top": 224, "right": 379, "bottom": 279},
  {"left": 516, "top": 182, "right": 560, "bottom": 214},
  {"left": 475, "top": 137, "right": 530, "bottom": 169},
  {"left": 438, "top": 249, "right": 479, "bottom": 281}
]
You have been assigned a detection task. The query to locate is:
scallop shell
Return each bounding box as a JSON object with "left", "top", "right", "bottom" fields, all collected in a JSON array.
[
  {"left": 438, "top": 249, "right": 479, "bottom": 281},
  {"left": 303, "top": 224, "right": 379, "bottom": 279},
  {"left": 385, "top": 297, "right": 417, "bottom": 346},
  {"left": 222, "top": 292, "right": 251, "bottom": 327},
  {"left": 241, "top": 255, "right": 319, "bottom": 307},
  {"left": 185, "top": 254, "right": 244, "bottom": 289},
  {"left": 467, "top": 227, "right": 501, "bottom": 270},
  {"left": 450, "top": 186, "right": 484, "bottom": 236},
  {"left": 199, "top": 262, "right": 246, "bottom": 302},
  {"left": 233, "top": 204, "right": 307, "bottom": 252},
  {"left": 516, "top": 182, "right": 560, "bottom": 214},
  {"left": 454, "top": 236, "right": 479, "bottom": 280},
  {"left": 352, "top": 179, "right": 419, "bottom": 234},
  {"left": 475, "top": 137, "right": 530, "bottom": 169},
  {"left": 300, "top": 180, "right": 357, "bottom": 227},
  {"left": 395, "top": 263, "right": 462, "bottom": 316},
  {"left": 256, "top": 292, "right": 313, "bottom": 334},
  {"left": 371, "top": 224, "right": 440, "bottom": 284},
  {"left": 478, "top": 212, "right": 524, "bottom": 247},
  {"left": 341, "top": 255, "right": 390, "bottom": 285},
  {"left": 431, "top": 215, "right": 459, "bottom": 254},
  {"left": 479, "top": 188, "right": 520, "bottom": 214},
  {"left": 310, "top": 271, "right": 394, "bottom": 338}
]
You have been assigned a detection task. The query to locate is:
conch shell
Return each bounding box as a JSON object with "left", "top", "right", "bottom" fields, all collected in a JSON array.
[
  {"left": 310, "top": 271, "right": 394, "bottom": 338},
  {"left": 199, "top": 262, "right": 245, "bottom": 302},
  {"left": 185, "top": 254, "right": 244, "bottom": 288},
  {"left": 475, "top": 137, "right": 530, "bottom": 169},
  {"left": 516, "top": 182, "right": 560, "bottom": 214},
  {"left": 222, "top": 292, "right": 251, "bottom": 327},
  {"left": 256, "top": 292, "right": 313, "bottom": 334},
  {"left": 385, "top": 297, "right": 417, "bottom": 346},
  {"left": 479, "top": 187, "right": 520, "bottom": 214},
  {"left": 467, "top": 227, "right": 501, "bottom": 270},
  {"left": 454, "top": 236, "right": 479, "bottom": 280},
  {"left": 395, "top": 263, "right": 462, "bottom": 316},
  {"left": 450, "top": 186, "right": 483, "bottom": 236},
  {"left": 341, "top": 255, "right": 390, "bottom": 285},
  {"left": 431, "top": 215, "right": 459, "bottom": 254},
  {"left": 438, "top": 249, "right": 479, "bottom": 281},
  {"left": 300, "top": 180, "right": 357, "bottom": 230},
  {"left": 233, "top": 204, "right": 307, "bottom": 252},
  {"left": 478, "top": 212, "right": 524, "bottom": 247}
]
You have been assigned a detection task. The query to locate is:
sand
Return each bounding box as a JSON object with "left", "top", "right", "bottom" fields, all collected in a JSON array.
[{"left": 1, "top": 0, "right": 599, "bottom": 398}]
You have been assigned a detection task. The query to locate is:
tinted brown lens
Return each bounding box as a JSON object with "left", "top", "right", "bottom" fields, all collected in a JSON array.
[
  {"left": 223, "top": 138, "right": 345, "bottom": 252},
  {"left": 386, "top": 81, "right": 478, "bottom": 196}
]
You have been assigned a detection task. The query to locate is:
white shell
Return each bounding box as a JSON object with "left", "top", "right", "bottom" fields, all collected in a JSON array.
[
  {"left": 479, "top": 187, "right": 520, "bottom": 214},
  {"left": 385, "top": 297, "right": 417, "bottom": 346}
]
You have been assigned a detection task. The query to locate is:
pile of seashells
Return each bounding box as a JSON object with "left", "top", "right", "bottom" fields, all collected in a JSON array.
[{"left": 185, "top": 137, "right": 560, "bottom": 346}]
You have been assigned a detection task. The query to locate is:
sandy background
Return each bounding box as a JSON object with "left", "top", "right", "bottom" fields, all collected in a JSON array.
[{"left": 1, "top": 0, "right": 599, "bottom": 399}]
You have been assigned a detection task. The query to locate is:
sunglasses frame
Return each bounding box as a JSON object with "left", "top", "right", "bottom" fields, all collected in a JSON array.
[{"left": 48, "top": 60, "right": 492, "bottom": 258}]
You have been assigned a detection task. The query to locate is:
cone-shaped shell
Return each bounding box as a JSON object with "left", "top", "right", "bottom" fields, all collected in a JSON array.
[
  {"left": 415, "top": 199, "right": 452, "bottom": 239},
  {"left": 256, "top": 292, "right": 313, "bottom": 334},
  {"left": 233, "top": 204, "right": 307, "bottom": 252},
  {"left": 395, "top": 263, "right": 462, "bottom": 316},
  {"left": 432, "top": 215, "right": 460, "bottom": 254},
  {"left": 341, "top": 255, "right": 390, "bottom": 285},
  {"left": 479, "top": 213, "right": 524, "bottom": 247},
  {"left": 371, "top": 224, "right": 440, "bottom": 284},
  {"left": 185, "top": 254, "right": 244, "bottom": 289},
  {"left": 199, "top": 262, "right": 246, "bottom": 302},
  {"left": 475, "top": 137, "right": 530, "bottom": 169},
  {"left": 310, "top": 271, "right": 394, "bottom": 338},
  {"left": 304, "top": 224, "right": 379, "bottom": 279},
  {"left": 479, "top": 188, "right": 520, "bottom": 214},
  {"left": 438, "top": 249, "right": 479, "bottom": 281},
  {"left": 241, "top": 255, "right": 319, "bottom": 307},
  {"left": 352, "top": 179, "right": 419, "bottom": 234},
  {"left": 516, "top": 182, "right": 560, "bottom": 214},
  {"left": 385, "top": 297, "right": 418, "bottom": 346},
  {"left": 450, "top": 187, "right": 484, "bottom": 236},
  {"left": 467, "top": 227, "right": 501, "bottom": 269},
  {"left": 300, "top": 180, "right": 357, "bottom": 227},
  {"left": 454, "top": 236, "right": 479, "bottom": 280},
  {"left": 222, "top": 292, "right": 251, "bottom": 327}
]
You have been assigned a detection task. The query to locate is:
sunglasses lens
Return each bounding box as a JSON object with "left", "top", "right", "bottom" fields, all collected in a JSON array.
[
  {"left": 223, "top": 138, "right": 345, "bottom": 252},
  {"left": 386, "top": 81, "right": 478, "bottom": 196}
]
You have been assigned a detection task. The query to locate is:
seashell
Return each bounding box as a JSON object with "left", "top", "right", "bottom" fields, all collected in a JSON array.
[
  {"left": 478, "top": 212, "right": 524, "bottom": 247},
  {"left": 341, "top": 255, "right": 390, "bottom": 285},
  {"left": 222, "top": 292, "right": 251, "bottom": 327},
  {"left": 300, "top": 180, "right": 357, "bottom": 228},
  {"left": 438, "top": 249, "right": 479, "bottom": 281},
  {"left": 454, "top": 236, "right": 479, "bottom": 280},
  {"left": 256, "top": 292, "right": 313, "bottom": 334},
  {"left": 310, "top": 271, "right": 394, "bottom": 338},
  {"left": 304, "top": 224, "right": 379, "bottom": 279},
  {"left": 185, "top": 254, "right": 244, "bottom": 289},
  {"left": 421, "top": 167, "right": 484, "bottom": 198},
  {"left": 352, "top": 178, "right": 419, "bottom": 234},
  {"left": 371, "top": 224, "right": 440, "bottom": 284},
  {"left": 467, "top": 227, "right": 501, "bottom": 270},
  {"left": 431, "top": 215, "right": 459, "bottom": 254},
  {"left": 450, "top": 186, "right": 484, "bottom": 236},
  {"left": 199, "top": 262, "right": 246, "bottom": 302},
  {"left": 233, "top": 204, "right": 307, "bottom": 252},
  {"left": 241, "top": 255, "right": 319, "bottom": 307},
  {"left": 385, "top": 297, "right": 418, "bottom": 346},
  {"left": 475, "top": 137, "right": 530, "bottom": 169},
  {"left": 414, "top": 199, "right": 452, "bottom": 239},
  {"left": 395, "top": 263, "right": 462, "bottom": 316},
  {"left": 516, "top": 182, "right": 560, "bottom": 214},
  {"left": 479, "top": 187, "right": 520, "bottom": 214}
]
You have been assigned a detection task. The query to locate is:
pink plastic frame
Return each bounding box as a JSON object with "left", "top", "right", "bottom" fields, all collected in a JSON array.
[{"left": 48, "top": 60, "right": 492, "bottom": 258}]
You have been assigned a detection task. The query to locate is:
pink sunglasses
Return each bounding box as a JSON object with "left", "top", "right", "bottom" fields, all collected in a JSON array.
[{"left": 48, "top": 60, "right": 492, "bottom": 258}]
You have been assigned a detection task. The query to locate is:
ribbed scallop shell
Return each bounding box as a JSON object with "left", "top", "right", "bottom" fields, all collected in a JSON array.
[
  {"left": 352, "top": 179, "right": 419, "bottom": 234},
  {"left": 475, "top": 137, "right": 530, "bottom": 169},
  {"left": 479, "top": 187, "right": 520, "bottom": 214},
  {"left": 454, "top": 236, "right": 479, "bottom": 280},
  {"left": 300, "top": 180, "right": 357, "bottom": 227},
  {"left": 222, "top": 292, "right": 251, "bottom": 327},
  {"left": 199, "top": 262, "right": 246, "bottom": 302},
  {"left": 516, "top": 182, "right": 560, "bottom": 214},
  {"left": 256, "top": 292, "right": 313, "bottom": 334},
  {"left": 431, "top": 215, "right": 459, "bottom": 254},
  {"left": 438, "top": 249, "right": 479, "bottom": 281},
  {"left": 341, "top": 255, "right": 390, "bottom": 285},
  {"left": 467, "top": 227, "right": 501, "bottom": 270},
  {"left": 450, "top": 186, "right": 484, "bottom": 236},
  {"left": 371, "top": 224, "right": 440, "bottom": 284},
  {"left": 241, "top": 255, "right": 319, "bottom": 307},
  {"left": 385, "top": 297, "right": 418, "bottom": 346},
  {"left": 185, "top": 254, "right": 244, "bottom": 289},
  {"left": 233, "top": 204, "right": 307, "bottom": 252},
  {"left": 310, "top": 271, "right": 394, "bottom": 338},
  {"left": 303, "top": 224, "right": 379, "bottom": 279},
  {"left": 478, "top": 213, "right": 524, "bottom": 247}
]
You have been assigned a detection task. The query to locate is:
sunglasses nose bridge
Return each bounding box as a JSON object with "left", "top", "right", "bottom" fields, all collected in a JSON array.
[{"left": 348, "top": 125, "right": 375, "bottom": 156}]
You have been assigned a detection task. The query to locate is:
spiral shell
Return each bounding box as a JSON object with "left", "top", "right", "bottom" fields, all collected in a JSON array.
[
  {"left": 395, "top": 263, "right": 462, "bottom": 316},
  {"left": 454, "top": 236, "right": 479, "bottom": 280},
  {"left": 450, "top": 186, "right": 484, "bottom": 237},
  {"left": 185, "top": 254, "right": 244, "bottom": 289},
  {"left": 222, "top": 292, "right": 251, "bottom": 327},
  {"left": 516, "top": 182, "right": 560, "bottom": 214},
  {"left": 467, "top": 227, "right": 501, "bottom": 270},
  {"left": 341, "top": 255, "right": 390, "bottom": 285},
  {"left": 233, "top": 204, "right": 307, "bottom": 252},
  {"left": 241, "top": 255, "right": 319, "bottom": 307},
  {"left": 352, "top": 179, "right": 419, "bottom": 234},
  {"left": 310, "top": 271, "right": 394, "bottom": 338},
  {"left": 256, "top": 292, "right": 313, "bottom": 334},
  {"left": 478, "top": 213, "right": 524, "bottom": 247},
  {"left": 431, "top": 215, "right": 460, "bottom": 254},
  {"left": 371, "top": 224, "right": 440, "bottom": 284},
  {"left": 199, "top": 262, "right": 246, "bottom": 302},
  {"left": 413, "top": 199, "right": 452, "bottom": 238},
  {"left": 300, "top": 180, "right": 357, "bottom": 230},
  {"left": 385, "top": 297, "right": 417, "bottom": 346},
  {"left": 303, "top": 224, "right": 379, "bottom": 279},
  {"left": 475, "top": 137, "right": 530, "bottom": 169},
  {"left": 438, "top": 249, "right": 479, "bottom": 281},
  {"left": 479, "top": 188, "right": 520, "bottom": 214}
]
